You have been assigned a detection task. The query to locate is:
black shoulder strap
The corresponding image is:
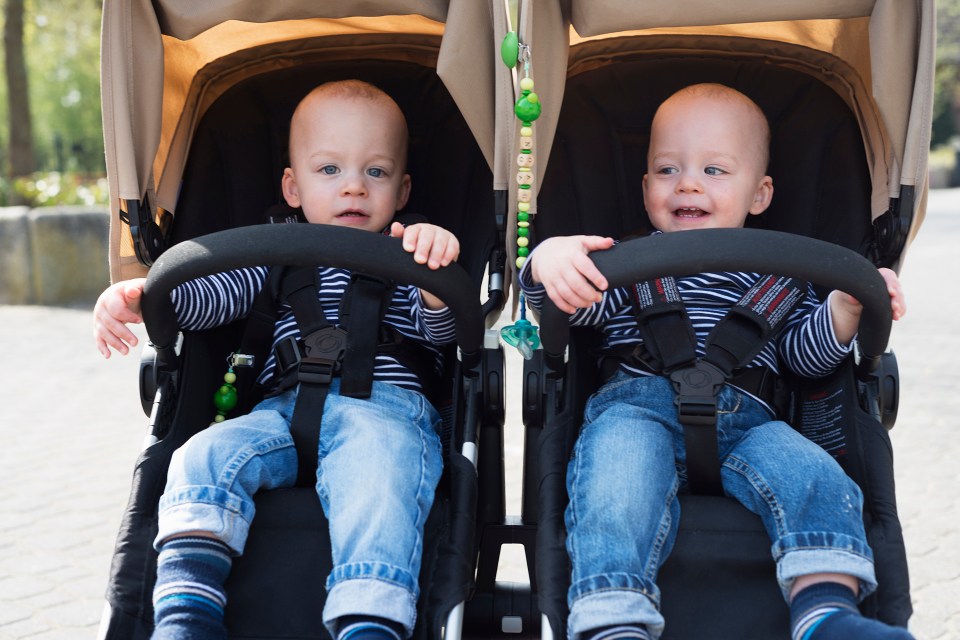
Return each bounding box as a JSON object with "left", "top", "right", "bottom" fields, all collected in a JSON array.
[
  {"left": 630, "top": 277, "right": 698, "bottom": 373},
  {"left": 703, "top": 275, "right": 806, "bottom": 376},
  {"left": 233, "top": 266, "right": 285, "bottom": 415}
]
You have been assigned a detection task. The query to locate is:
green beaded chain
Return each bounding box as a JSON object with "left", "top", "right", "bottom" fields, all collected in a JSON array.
[
  {"left": 499, "top": 30, "right": 542, "bottom": 359},
  {"left": 510, "top": 44, "right": 541, "bottom": 271},
  {"left": 212, "top": 367, "right": 238, "bottom": 424},
  {"left": 211, "top": 352, "right": 254, "bottom": 424}
]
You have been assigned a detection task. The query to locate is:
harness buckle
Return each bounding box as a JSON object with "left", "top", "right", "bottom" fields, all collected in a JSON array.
[
  {"left": 298, "top": 326, "right": 348, "bottom": 385},
  {"left": 670, "top": 361, "right": 727, "bottom": 425}
]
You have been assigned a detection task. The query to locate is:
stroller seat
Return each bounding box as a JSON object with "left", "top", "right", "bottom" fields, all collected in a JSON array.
[
  {"left": 528, "top": 54, "right": 911, "bottom": 639},
  {"left": 101, "top": 56, "right": 499, "bottom": 640}
]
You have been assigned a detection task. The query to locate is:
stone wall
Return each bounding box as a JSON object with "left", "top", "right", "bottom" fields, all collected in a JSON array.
[{"left": 0, "top": 205, "right": 110, "bottom": 306}]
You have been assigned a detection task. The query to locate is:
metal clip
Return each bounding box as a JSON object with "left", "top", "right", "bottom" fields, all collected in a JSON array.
[{"left": 228, "top": 352, "right": 256, "bottom": 368}]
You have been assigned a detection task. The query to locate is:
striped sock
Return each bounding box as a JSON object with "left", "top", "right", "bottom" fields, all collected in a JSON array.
[
  {"left": 790, "top": 582, "right": 914, "bottom": 640},
  {"left": 583, "top": 624, "right": 651, "bottom": 640},
  {"left": 336, "top": 616, "right": 404, "bottom": 640},
  {"left": 152, "top": 536, "right": 233, "bottom": 640}
]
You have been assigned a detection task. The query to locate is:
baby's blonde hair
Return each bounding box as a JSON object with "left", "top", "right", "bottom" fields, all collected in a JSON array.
[
  {"left": 289, "top": 79, "right": 409, "bottom": 168},
  {"left": 657, "top": 83, "right": 770, "bottom": 171}
]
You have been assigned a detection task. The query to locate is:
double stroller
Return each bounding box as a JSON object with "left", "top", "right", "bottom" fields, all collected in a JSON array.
[{"left": 97, "top": 0, "right": 935, "bottom": 638}]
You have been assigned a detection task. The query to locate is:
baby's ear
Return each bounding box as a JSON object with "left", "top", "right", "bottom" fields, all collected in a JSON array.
[
  {"left": 281, "top": 168, "right": 301, "bottom": 208},
  {"left": 395, "top": 173, "right": 412, "bottom": 211},
  {"left": 749, "top": 175, "right": 774, "bottom": 215}
]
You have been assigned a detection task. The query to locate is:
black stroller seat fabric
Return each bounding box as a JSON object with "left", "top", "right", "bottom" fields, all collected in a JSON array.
[
  {"left": 102, "top": 62, "right": 494, "bottom": 640},
  {"left": 531, "top": 55, "right": 910, "bottom": 638}
]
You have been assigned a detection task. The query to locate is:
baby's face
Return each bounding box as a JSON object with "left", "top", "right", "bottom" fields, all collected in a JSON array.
[
  {"left": 282, "top": 94, "right": 410, "bottom": 232},
  {"left": 642, "top": 93, "right": 772, "bottom": 233}
]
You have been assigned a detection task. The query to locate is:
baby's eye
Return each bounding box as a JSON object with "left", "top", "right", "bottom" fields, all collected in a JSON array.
[
  {"left": 656, "top": 166, "right": 678, "bottom": 175},
  {"left": 367, "top": 167, "right": 385, "bottom": 178},
  {"left": 704, "top": 166, "right": 725, "bottom": 176},
  {"left": 319, "top": 165, "right": 339, "bottom": 175}
]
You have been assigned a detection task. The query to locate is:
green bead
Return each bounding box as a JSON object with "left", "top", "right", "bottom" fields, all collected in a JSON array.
[
  {"left": 518, "top": 184, "right": 531, "bottom": 190},
  {"left": 516, "top": 256, "right": 526, "bottom": 269},
  {"left": 500, "top": 31, "right": 519, "bottom": 68},
  {"left": 526, "top": 92, "right": 540, "bottom": 104},
  {"left": 213, "top": 414, "right": 226, "bottom": 423},
  {"left": 517, "top": 227, "right": 529, "bottom": 237},
  {"left": 518, "top": 211, "right": 530, "bottom": 221},
  {"left": 515, "top": 95, "right": 542, "bottom": 122},
  {"left": 517, "top": 236, "right": 529, "bottom": 248},
  {"left": 214, "top": 383, "right": 238, "bottom": 412},
  {"left": 518, "top": 247, "right": 530, "bottom": 257},
  {"left": 224, "top": 371, "right": 237, "bottom": 384}
]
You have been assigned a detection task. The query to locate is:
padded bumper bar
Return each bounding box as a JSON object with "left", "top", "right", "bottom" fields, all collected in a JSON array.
[{"left": 540, "top": 228, "right": 892, "bottom": 374}]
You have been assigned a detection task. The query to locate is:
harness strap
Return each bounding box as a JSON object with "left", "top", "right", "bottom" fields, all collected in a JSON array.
[
  {"left": 629, "top": 278, "right": 698, "bottom": 373},
  {"left": 232, "top": 266, "right": 285, "bottom": 415},
  {"left": 339, "top": 274, "right": 396, "bottom": 398},
  {"left": 630, "top": 274, "right": 806, "bottom": 495},
  {"left": 281, "top": 267, "right": 398, "bottom": 487},
  {"left": 703, "top": 275, "right": 806, "bottom": 376},
  {"left": 281, "top": 266, "right": 340, "bottom": 487}
]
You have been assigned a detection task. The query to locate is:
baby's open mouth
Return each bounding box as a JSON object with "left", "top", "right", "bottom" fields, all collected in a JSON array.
[
  {"left": 337, "top": 210, "right": 367, "bottom": 218},
  {"left": 674, "top": 207, "right": 707, "bottom": 218}
]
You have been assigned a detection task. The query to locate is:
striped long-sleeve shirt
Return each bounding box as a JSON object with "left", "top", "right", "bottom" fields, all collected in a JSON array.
[
  {"left": 519, "top": 256, "right": 851, "bottom": 381},
  {"left": 171, "top": 266, "right": 457, "bottom": 393}
]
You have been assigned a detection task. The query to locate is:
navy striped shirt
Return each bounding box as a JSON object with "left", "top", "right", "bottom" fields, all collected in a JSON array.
[
  {"left": 519, "top": 253, "right": 850, "bottom": 380},
  {"left": 171, "top": 266, "right": 457, "bottom": 393}
]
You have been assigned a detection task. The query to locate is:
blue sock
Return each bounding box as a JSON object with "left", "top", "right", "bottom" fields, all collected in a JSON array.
[
  {"left": 336, "top": 616, "right": 404, "bottom": 640},
  {"left": 583, "top": 624, "right": 651, "bottom": 640},
  {"left": 790, "top": 582, "right": 914, "bottom": 640},
  {"left": 152, "top": 536, "right": 233, "bottom": 640}
]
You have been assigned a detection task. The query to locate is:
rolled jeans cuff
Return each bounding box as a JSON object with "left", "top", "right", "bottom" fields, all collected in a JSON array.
[
  {"left": 776, "top": 547, "right": 878, "bottom": 601},
  {"left": 323, "top": 567, "right": 419, "bottom": 636},
  {"left": 568, "top": 579, "right": 665, "bottom": 639},
  {"left": 154, "top": 486, "right": 253, "bottom": 554}
]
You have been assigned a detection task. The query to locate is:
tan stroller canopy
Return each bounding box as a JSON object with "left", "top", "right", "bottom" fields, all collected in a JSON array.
[
  {"left": 101, "top": 0, "right": 515, "bottom": 280},
  {"left": 101, "top": 0, "right": 935, "bottom": 279}
]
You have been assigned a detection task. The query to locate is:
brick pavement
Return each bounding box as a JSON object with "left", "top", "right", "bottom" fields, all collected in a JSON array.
[{"left": 1, "top": 189, "right": 958, "bottom": 639}]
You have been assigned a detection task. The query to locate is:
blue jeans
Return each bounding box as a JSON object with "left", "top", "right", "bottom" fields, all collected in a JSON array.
[
  {"left": 565, "top": 372, "right": 876, "bottom": 639},
  {"left": 155, "top": 379, "right": 443, "bottom": 636}
]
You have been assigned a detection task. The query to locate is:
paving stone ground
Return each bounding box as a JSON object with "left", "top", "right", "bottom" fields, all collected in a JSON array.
[{"left": 1, "top": 189, "right": 958, "bottom": 639}]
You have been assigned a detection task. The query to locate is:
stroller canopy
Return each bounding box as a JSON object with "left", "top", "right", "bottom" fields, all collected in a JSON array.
[
  {"left": 101, "top": 0, "right": 517, "bottom": 281},
  {"left": 510, "top": 0, "right": 934, "bottom": 272}
]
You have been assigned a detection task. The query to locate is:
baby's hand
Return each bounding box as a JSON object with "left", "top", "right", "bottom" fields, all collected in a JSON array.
[
  {"left": 390, "top": 222, "right": 460, "bottom": 270},
  {"left": 93, "top": 278, "right": 147, "bottom": 358},
  {"left": 529, "top": 235, "right": 614, "bottom": 314},
  {"left": 830, "top": 267, "right": 905, "bottom": 344}
]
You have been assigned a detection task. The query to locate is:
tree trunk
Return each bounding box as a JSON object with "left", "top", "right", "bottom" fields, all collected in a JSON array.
[{"left": 4, "top": 0, "right": 36, "bottom": 179}]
